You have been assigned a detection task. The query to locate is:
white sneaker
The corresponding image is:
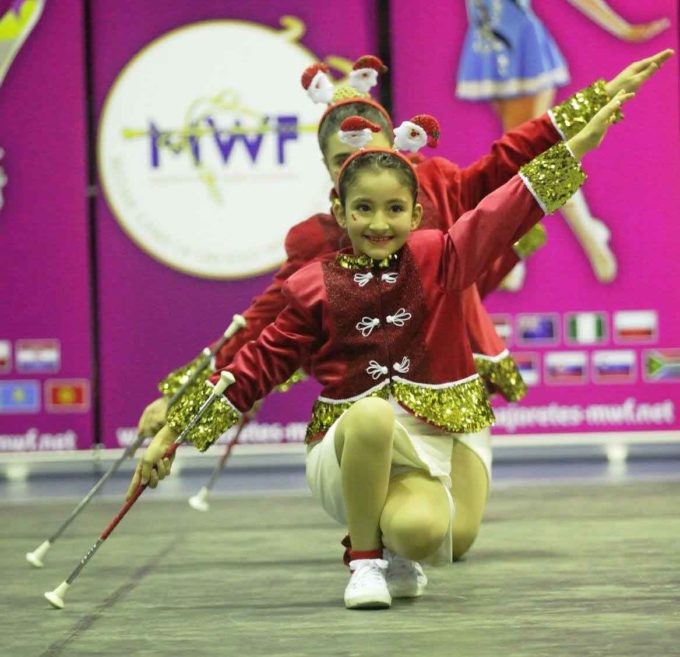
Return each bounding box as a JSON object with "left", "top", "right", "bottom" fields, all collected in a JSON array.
[
  {"left": 344, "top": 558, "right": 391, "bottom": 609},
  {"left": 384, "top": 548, "right": 428, "bottom": 598}
]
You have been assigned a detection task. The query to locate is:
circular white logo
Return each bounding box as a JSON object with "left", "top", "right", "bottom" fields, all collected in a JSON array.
[{"left": 99, "top": 19, "right": 331, "bottom": 279}]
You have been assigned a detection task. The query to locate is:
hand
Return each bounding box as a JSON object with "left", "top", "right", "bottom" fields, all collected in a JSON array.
[
  {"left": 137, "top": 396, "right": 170, "bottom": 438},
  {"left": 605, "top": 48, "right": 674, "bottom": 97},
  {"left": 567, "top": 90, "right": 635, "bottom": 160},
  {"left": 126, "top": 425, "right": 178, "bottom": 499},
  {"left": 621, "top": 19, "right": 670, "bottom": 43}
]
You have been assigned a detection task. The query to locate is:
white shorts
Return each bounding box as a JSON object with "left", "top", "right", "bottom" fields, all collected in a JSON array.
[{"left": 305, "top": 405, "right": 492, "bottom": 566}]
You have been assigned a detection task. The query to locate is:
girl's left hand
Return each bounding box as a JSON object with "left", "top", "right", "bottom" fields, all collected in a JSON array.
[
  {"left": 567, "top": 90, "right": 635, "bottom": 160},
  {"left": 605, "top": 49, "right": 674, "bottom": 97}
]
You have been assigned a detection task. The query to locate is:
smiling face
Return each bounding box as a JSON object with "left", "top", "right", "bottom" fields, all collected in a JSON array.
[
  {"left": 323, "top": 129, "right": 392, "bottom": 183},
  {"left": 333, "top": 165, "right": 422, "bottom": 259}
]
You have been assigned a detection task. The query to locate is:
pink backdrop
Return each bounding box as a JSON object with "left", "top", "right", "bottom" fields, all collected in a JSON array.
[{"left": 391, "top": 0, "right": 680, "bottom": 435}]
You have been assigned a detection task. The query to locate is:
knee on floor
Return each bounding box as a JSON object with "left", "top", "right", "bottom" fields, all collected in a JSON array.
[{"left": 451, "top": 524, "right": 480, "bottom": 561}]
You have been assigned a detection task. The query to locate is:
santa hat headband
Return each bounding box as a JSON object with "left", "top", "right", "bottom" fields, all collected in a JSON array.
[
  {"left": 335, "top": 113, "right": 441, "bottom": 194},
  {"left": 300, "top": 55, "right": 393, "bottom": 134}
]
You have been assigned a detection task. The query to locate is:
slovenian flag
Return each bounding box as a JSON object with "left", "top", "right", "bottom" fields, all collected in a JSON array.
[
  {"left": 545, "top": 352, "right": 587, "bottom": 384},
  {"left": 614, "top": 311, "right": 657, "bottom": 343},
  {"left": 566, "top": 313, "right": 606, "bottom": 344},
  {"left": 592, "top": 350, "right": 636, "bottom": 383},
  {"left": 15, "top": 339, "right": 60, "bottom": 373},
  {"left": 0, "top": 380, "right": 40, "bottom": 413}
]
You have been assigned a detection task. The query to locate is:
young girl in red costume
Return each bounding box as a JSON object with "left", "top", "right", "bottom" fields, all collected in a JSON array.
[{"left": 130, "top": 85, "right": 631, "bottom": 609}]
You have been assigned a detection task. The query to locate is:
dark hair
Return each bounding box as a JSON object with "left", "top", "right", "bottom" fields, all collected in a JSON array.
[
  {"left": 338, "top": 152, "right": 418, "bottom": 205},
  {"left": 318, "top": 102, "right": 392, "bottom": 154}
]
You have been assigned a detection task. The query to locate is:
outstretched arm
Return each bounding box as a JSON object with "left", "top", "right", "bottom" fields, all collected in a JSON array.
[
  {"left": 444, "top": 90, "right": 632, "bottom": 291},
  {"left": 565, "top": 0, "right": 669, "bottom": 42},
  {"left": 126, "top": 293, "right": 320, "bottom": 496}
]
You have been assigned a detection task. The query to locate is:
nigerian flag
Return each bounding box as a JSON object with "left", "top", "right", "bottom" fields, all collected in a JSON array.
[{"left": 567, "top": 313, "right": 605, "bottom": 344}]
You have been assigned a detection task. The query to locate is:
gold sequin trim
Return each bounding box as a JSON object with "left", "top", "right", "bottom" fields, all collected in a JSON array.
[
  {"left": 275, "top": 369, "right": 308, "bottom": 393},
  {"left": 514, "top": 223, "right": 547, "bottom": 259},
  {"left": 332, "top": 85, "right": 369, "bottom": 103},
  {"left": 166, "top": 381, "right": 240, "bottom": 452},
  {"left": 550, "top": 80, "right": 623, "bottom": 139},
  {"left": 305, "top": 386, "right": 390, "bottom": 442},
  {"left": 520, "top": 142, "right": 586, "bottom": 215},
  {"left": 336, "top": 251, "right": 399, "bottom": 270},
  {"left": 391, "top": 377, "right": 494, "bottom": 434},
  {"left": 305, "top": 377, "right": 494, "bottom": 443},
  {"left": 157, "top": 354, "right": 209, "bottom": 398},
  {"left": 475, "top": 355, "right": 527, "bottom": 403}
]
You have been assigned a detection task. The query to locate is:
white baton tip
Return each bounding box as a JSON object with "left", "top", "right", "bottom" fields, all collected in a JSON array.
[
  {"left": 188, "top": 487, "right": 210, "bottom": 512},
  {"left": 201, "top": 347, "right": 211, "bottom": 357},
  {"left": 26, "top": 540, "right": 52, "bottom": 568},
  {"left": 213, "top": 371, "right": 235, "bottom": 395},
  {"left": 45, "top": 581, "right": 70, "bottom": 609}
]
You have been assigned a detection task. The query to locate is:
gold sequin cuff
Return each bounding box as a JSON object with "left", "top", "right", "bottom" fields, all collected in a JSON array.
[
  {"left": 166, "top": 381, "right": 240, "bottom": 452},
  {"left": 475, "top": 355, "right": 527, "bottom": 403},
  {"left": 514, "top": 223, "right": 547, "bottom": 260},
  {"left": 549, "top": 80, "right": 623, "bottom": 139},
  {"left": 158, "top": 354, "right": 210, "bottom": 398},
  {"left": 275, "top": 369, "right": 308, "bottom": 393},
  {"left": 519, "top": 142, "right": 586, "bottom": 215},
  {"left": 391, "top": 377, "right": 495, "bottom": 434}
]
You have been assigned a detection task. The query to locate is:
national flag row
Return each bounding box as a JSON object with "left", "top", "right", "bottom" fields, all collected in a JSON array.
[
  {"left": 491, "top": 310, "right": 659, "bottom": 347},
  {"left": 0, "top": 379, "right": 90, "bottom": 414},
  {"left": 514, "top": 349, "right": 680, "bottom": 386},
  {"left": 0, "top": 339, "right": 61, "bottom": 374}
]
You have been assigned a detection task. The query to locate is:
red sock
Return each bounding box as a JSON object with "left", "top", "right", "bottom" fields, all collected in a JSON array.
[{"left": 349, "top": 548, "right": 383, "bottom": 561}]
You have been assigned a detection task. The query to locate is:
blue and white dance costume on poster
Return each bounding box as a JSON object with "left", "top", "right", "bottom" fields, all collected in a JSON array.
[{"left": 456, "top": 0, "right": 570, "bottom": 100}]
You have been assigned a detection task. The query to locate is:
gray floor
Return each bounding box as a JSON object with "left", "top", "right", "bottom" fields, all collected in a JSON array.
[{"left": 3, "top": 461, "right": 680, "bottom": 657}]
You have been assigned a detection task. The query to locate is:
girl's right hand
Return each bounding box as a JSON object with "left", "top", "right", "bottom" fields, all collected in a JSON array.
[
  {"left": 126, "top": 425, "right": 178, "bottom": 499},
  {"left": 567, "top": 90, "right": 635, "bottom": 160}
]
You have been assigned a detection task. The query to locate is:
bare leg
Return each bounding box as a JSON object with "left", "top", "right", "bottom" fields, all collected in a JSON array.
[
  {"left": 449, "top": 438, "right": 490, "bottom": 560},
  {"left": 493, "top": 88, "right": 617, "bottom": 284},
  {"left": 380, "top": 471, "right": 450, "bottom": 562},
  {"left": 334, "top": 397, "right": 394, "bottom": 552}
]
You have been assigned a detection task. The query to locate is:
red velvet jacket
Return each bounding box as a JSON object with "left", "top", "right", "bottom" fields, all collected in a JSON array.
[
  {"left": 166, "top": 141, "right": 586, "bottom": 450},
  {"left": 216, "top": 176, "right": 545, "bottom": 443}
]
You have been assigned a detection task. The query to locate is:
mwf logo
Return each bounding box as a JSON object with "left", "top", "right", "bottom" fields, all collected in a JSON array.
[{"left": 99, "top": 19, "right": 339, "bottom": 279}]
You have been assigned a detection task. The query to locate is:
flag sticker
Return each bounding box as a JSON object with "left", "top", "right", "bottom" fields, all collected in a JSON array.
[
  {"left": 45, "top": 379, "right": 90, "bottom": 413},
  {"left": 490, "top": 314, "right": 512, "bottom": 344},
  {"left": 15, "top": 339, "right": 61, "bottom": 373},
  {"left": 565, "top": 312, "right": 607, "bottom": 345},
  {"left": 592, "top": 350, "right": 636, "bottom": 384},
  {"left": 514, "top": 352, "right": 540, "bottom": 386},
  {"left": 0, "top": 380, "right": 40, "bottom": 413},
  {"left": 544, "top": 352, "right": 587, "bottom": 385},
  {"left": 0, "top": 340, "right": 11, "bottom": 373},
  {"left": 613, "top": 311, "right": 657, "bottom": 344},
  {"left": 516, "top": 314, "right": 559, "bottom": 345},
  {"left": 643, "top": 349, "right": 680, "bottom": 382}
]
